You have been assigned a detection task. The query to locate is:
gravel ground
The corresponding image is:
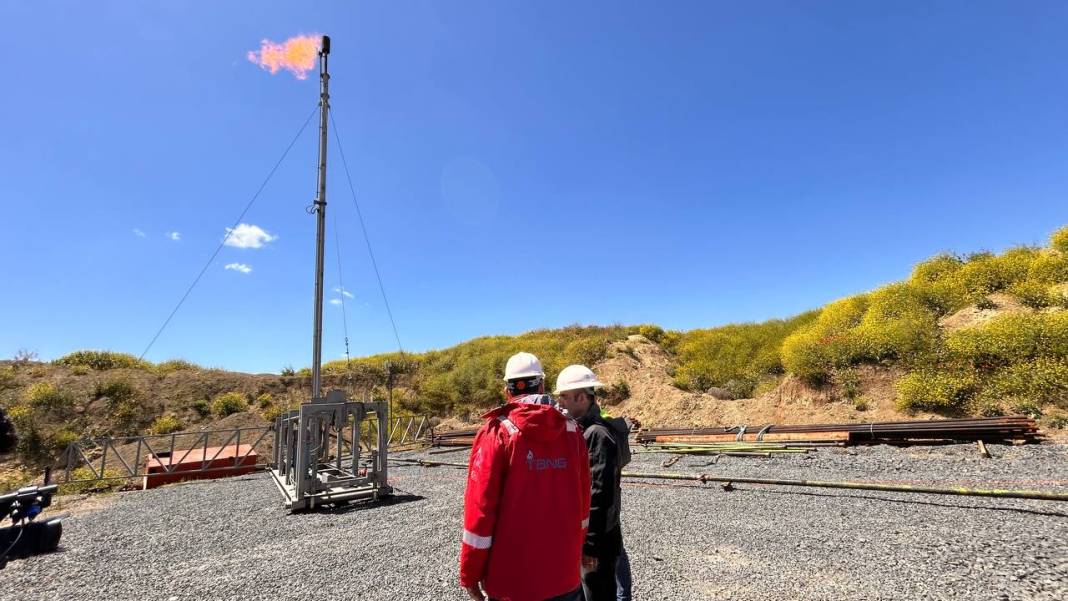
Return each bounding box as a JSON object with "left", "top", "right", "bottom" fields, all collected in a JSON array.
[{"left": 4, "top": 443, "right": 1067, "bottom": 601}]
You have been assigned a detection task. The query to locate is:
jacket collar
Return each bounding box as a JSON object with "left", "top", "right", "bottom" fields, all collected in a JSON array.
[{"left": 576, "top": 402, "right": 603, "bottom": 429}]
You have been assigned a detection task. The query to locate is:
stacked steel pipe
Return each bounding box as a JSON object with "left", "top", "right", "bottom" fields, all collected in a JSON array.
[
  {"left": 429, "top": 427, "right": 478, "bottom": 447},
  {"left": 635, "top": 416, "right": 1041, "bottom": 446},
  {"left": 431, "top": 417, "right": 1041, "bottom": 449}
]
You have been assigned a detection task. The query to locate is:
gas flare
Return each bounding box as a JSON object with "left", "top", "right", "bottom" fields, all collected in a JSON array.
[{"left": 247, "top": 34, "right": 320, "bottom": 80}]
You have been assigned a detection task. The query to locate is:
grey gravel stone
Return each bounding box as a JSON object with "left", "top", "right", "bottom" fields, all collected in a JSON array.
[{"left": 2, "top": 443, "right": 1066, "bottom": 600}]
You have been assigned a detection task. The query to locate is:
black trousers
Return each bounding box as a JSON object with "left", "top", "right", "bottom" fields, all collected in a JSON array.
[{"left": 581, "top": 554, "right": 620, "bottom": 601}]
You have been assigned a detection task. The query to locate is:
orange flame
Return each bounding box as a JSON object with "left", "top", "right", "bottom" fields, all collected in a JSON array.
[{"left": 247, "top": 35, "right": 320, "bottom": 80}]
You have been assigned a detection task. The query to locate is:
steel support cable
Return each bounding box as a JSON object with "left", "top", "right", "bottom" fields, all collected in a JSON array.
[
  {"left": 139, "top": 105, "right": 320, "bottom": 361},
  {"left": 331, "top": 216, "right": 352, "bottom": 366},
  {"left": 328, "top": 111, "right": 405, "bottom": 356}
]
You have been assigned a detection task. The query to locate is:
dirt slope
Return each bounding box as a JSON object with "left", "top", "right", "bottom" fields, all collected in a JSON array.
[{"left": 595, "top": 336, "right": 936, "bottom": 429}]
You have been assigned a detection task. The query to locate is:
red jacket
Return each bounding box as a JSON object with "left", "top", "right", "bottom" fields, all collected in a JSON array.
[{"left": 460, "top": 400, "right": 591, "bottom": 601}]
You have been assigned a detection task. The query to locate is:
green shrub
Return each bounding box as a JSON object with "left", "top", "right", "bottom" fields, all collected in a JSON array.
[
  {"left": 190, "top": 398, "right": 211, "bottom": 418},
  {"left": 16, "top": 432, "right": 45, "bottom": 459},
  {"left": 1027, "top": 252, "right": 1068, "bottom": 284},
  {"left": 946, "top": 312, "right": 1068, "bottom": 369},
  {"left": 107, "top": 399, "right": 141, "bottom": 435},
  {"left": 975, "top": 296, "right": 999, "bottom": 311},
  {"left": 256, "top": 393, "right": 274, "bottom": 409},
  {"left": 975, "top": 358, "right": 1068, "bottom": 410},
  {"left": 782, "top": 297, "right": 869, "bottom": 383},
  {"left": 95, "top": 378, "right": 136, "bottom": 404},
  {"left": 1008, "top": 280, "right": 1055, "bottom": 309},
  {"left": 564, "top": 337, "right": 610, "bottom": 366},
  {"left": 154, "top": 359, "right": 200, "bottom": 375},
  {"left": 834, "top": 368, "right": 861, "bottom": 401},
  {"left": 23, "top": 382, "right": 74, "bottom": 410},
  {"left": 1046, "top": 411, "right": 1068, "bottom": 429},
  {"left": 852, "top": 396, "right": 870, "bottom": 412},
  {"left": 1052, "top": 226, "right": 1068, "bottom": 254},
  {"left": 54, "top": 350, "right": 151, "bottom": 371},
  {"left": 60, "top": 466, "right": 127, "bottom": 495},
  {"left": 596, "top": 381, "right": 630, "bottom": 405},
  {"left": 955, "top": 248, "right": 1037, "bottom": 296},
  {"left": 658, "top": 330, "right": 683, "bottom": 354},
  {"left": 261, "top": 404, "right": 285, "bottom": 422},
  {"left": 751, "top": 376, "right": 781, "bottom": 398},
  {"left": 49, "top": 428, "right": 80, "bottom": 451},
  {"left": 211, "top": 392, "right": 247, "bottom": 417},
  {"left": 1010, "top": 400, "right": 1043, "bottom": 419},
  {"left": 148, "top": 415, "right": 183, "bottom": 435},
  {"left": 0, "top": 366, "right": 14, "bottom": 390},
  {"left": 280, "top": 365, "right": 296, "bottom": 377},
  {"left": 909, "top": 254, "right": 969, "bottom": 314},
  {"left": 895, "top": 370, "right": 979, "bottom": 413},
  {"left": 973, "top": 398, "right": 1005, "bottom": 417},
  {"left": 723, "top": 378, "right": 755, "bottom": 400},
  {"left": 0, "top": 468, "right": 32, "bottom": 492},
  {"left": 675, "top": 312, "right": 817, "bottom": 391},
  {"left": 637, "top": 325, "right": 665, "bottom": 344}
]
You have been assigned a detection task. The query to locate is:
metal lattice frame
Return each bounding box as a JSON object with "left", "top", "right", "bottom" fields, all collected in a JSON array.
[{"left": 269, "top": 390, "right": 394, "bottom": 511}]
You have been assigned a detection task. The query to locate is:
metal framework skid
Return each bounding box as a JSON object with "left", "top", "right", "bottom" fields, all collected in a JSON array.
[{"left": 269, "top": 390, "right": 391, "bottom": 511}]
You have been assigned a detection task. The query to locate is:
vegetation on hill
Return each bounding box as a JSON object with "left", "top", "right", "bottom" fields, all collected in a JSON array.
[
  {"left": 2, "top": 225, "right": 1067, "bottom": 473},
  {"left": 780, "top": 229, "right": 1068, "bottom": 416},
  {"left": 313, "top": 225, "right": 1068, "bottom": 421},
  {"left": 318, "top": 325, "right": 640, "bottom": 416}
]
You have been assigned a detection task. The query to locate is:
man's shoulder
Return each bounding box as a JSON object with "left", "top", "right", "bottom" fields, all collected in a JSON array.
[{"left": 582, "top": 419, "right": 617, "bottom": 445}]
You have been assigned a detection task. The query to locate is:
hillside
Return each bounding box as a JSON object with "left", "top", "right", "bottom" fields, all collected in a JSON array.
[{"left": 2, "top": 225, "right": 1068, "bottom": 483}]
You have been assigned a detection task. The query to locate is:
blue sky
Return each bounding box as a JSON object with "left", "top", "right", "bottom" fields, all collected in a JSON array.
[{"left": 2, "top": 1, "right": 1067, "bottom": 373}]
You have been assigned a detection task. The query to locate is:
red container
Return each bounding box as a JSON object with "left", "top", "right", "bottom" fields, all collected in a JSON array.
[{"left": 143, "top": 444, "right": 259, "bottom": 489}]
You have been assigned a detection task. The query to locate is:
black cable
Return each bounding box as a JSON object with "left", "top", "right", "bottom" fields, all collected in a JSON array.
[
  {"left": 329, "top": 111, "right": 405, "bottom": 355},
  {"left": 0, "top": 521, "right": 24, "bottom": 567},
  {"left": 139, "top": 105, "right": 320, "bottom": 361}
]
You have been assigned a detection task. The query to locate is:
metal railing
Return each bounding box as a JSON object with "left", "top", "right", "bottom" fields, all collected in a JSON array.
[
  {"left": 61, "top": 426, "right": 273, "bottom": 485},
  {"left": 386, "top": 414, "right": 431, "bottom": 447},
  {"left": 59, "top": 414, "right": 434, "bottom": 487}
]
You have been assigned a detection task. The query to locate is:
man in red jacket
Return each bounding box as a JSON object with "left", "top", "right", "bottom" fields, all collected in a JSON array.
[{"left": 460, "top": 352, "right": 591, "bottom": 601}]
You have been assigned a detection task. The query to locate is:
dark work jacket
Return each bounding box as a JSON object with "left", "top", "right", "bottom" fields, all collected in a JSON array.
[{"left": 577, "top": 402, "right": 623, "bottom": 559}]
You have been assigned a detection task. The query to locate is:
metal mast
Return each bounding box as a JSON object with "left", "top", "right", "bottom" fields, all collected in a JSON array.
[
  {"left": 311, "top": 35, "right": 331, "bottom": 400},
  {"left": 270, "top": 35, "right": 393, "bottom": 510}
]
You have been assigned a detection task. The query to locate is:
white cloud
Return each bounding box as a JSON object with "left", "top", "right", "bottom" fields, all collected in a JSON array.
[
  {"left": 333, "top": 287, "right": 354, "bottom": 299},
  {"left": 167, "top": 231, "right": 181, "bottom": 241},
  {"left": 133, "top": 228, "right": 146, "bottom": 238},
  {"left": 224, "top": 223, "right": 277, "bottom": 249},
  {"left": 224, "top": 262, "right": 252, "bottom": 274},
  {"left": 329, "top": 298, "right": 343, "bottom": 305}
]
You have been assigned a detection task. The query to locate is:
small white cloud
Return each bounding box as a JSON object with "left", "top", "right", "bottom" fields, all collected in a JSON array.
[
  {"left": 329, "top": 298, "right": 343, "bottom": 305},
  {"left": 133, "top": 228, "right": 146, "bottom": 238},
  {"left": 224, "top": 262, "right": 252, "bottom": 274},
  {"left": 167, "top": 231, "right": 181, "bottom": 241},
  {"left": 224, "top": 223, "right": 277, "bottom": 249},
  {"left": 333, "top": 287, "right": 354, "bottom": 299}
]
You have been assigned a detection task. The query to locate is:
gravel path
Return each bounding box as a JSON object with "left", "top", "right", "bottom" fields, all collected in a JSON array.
[{"left": 4, "top": 443, "right": 1066, "bottom": 600}]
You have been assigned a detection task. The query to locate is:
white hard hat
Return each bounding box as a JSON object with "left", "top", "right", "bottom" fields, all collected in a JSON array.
[
  {"left": 504, "top": 352, "right": 544, "bottom": 381},
  {"left": 554, "top": 364, "right": 604, "bottom": 394}
]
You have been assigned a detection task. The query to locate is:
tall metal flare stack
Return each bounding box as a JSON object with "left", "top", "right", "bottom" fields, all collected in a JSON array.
[{"left": 269, "top": 36, "right": 393, "bottom": 511}]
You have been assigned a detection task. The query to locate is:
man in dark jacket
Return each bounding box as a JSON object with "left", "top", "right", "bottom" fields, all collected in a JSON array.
[{"left": 554, "top": 365, "right": 624, "bottom": 601}]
